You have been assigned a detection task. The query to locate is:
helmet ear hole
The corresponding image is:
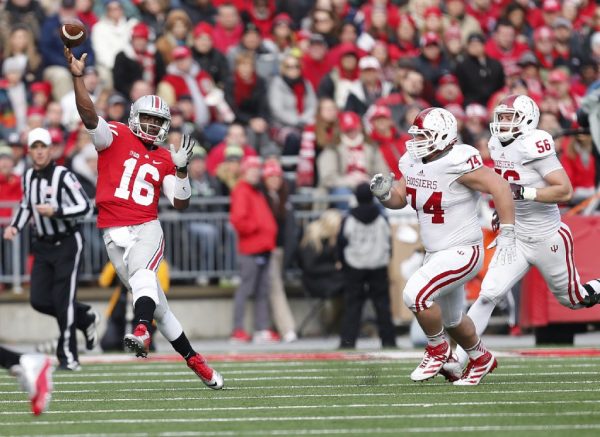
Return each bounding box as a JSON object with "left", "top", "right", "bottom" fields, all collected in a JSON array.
[{"left": 441, "top": 134, "right": 447, "bottom": 140}]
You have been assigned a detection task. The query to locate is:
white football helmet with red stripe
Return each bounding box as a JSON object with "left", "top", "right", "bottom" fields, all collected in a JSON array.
[
  {"left": 490, "top": 94, "right": 539, "bottom": 142},
  {"left": 128, "top": 95, "right": 171, "bottom": 144},
  {"left": 406, "top": 107, "right": 458, "bottom": 160}
]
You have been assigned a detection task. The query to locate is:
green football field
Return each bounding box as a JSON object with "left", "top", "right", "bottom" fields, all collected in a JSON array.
[{"left": 1, "top": 352, "right": 600, "bottom": 436}]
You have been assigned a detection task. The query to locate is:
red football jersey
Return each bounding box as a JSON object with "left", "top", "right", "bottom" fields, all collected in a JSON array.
[{"left": 95, "top": 121, "right": 175, "bottom": 228}]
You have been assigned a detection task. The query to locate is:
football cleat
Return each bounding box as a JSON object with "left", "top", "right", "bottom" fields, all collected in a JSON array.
[
  {"left": 453, "top": 351, "right": 498, "bottom": 386},
  {"left": 187, "top": 353, "right": 224, "bottom": 390},
  {"left": 11, "top": 354, "right": 54, "bottom": 415},
  {"left": 124, "top": 324, "right": 151, "bottom": 358},
  {"left": 229, "top": 329, "right": 251, "bottom": 343},
  {"left": 84, "top": 310, "right": 100, "bottom": 350},
  {"left": 410, "top": 341, "right": 451, "bottom": 382},
  {"left": 582, "top": 280, "right": 600, "bottom": 308},
  {"left": 439, "top": 352, "right": 462, "bottom": 382}
]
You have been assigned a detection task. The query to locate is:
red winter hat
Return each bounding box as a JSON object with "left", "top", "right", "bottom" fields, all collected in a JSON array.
[
  {"left": 172, "top": 46, "right": 192, "bottom": 60},
  {"left": 193, "top": 22, "right": 213, "bottom": 38},
  {"left": 534, "top": 26, "right": 554, "bottom": 41},
  {"left": 439, "top": 74, "right": 459, "bottom": 86},
  {"left": 543, "top": 0, "right": 561, "bottom": 12},
  {"left": 262, "top": 159, "right": 283, "bottom": 178},
  {"left": 339, "top": 111, "right": 362, "bottom": 132},
  {"left": 420, "top": 32, "right": 440, "bottom": 47},
  {"left": 132, "top": 23, "right": 150, "bottom": 40},
  {"left": 423, "top": 7, "right": 442, "bottom": 19},
  {"left": 273, "top": 13, "right": 292, "bottom": 26},
  {"left": 30, "top": 81, "right": 52, "bottom": 97},
  {"left": 548, "top": 68, "right": 569, "bottom": 83},
  {"left": 240, "top": 155, "right": 262, "bottom": 173},
  {"left": 369, "top": 105, "right": 392, "bottom": 121}
]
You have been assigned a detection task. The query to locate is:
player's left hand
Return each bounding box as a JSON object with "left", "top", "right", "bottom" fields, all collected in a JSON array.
[
  {"left": 35, "top": 204, "right": 56, "bottom": 217},
  {"left": 490, "top": 224, "right": 516, "bottom": 267},
  {"left": 169, "top": 135, "right": 195, "bottom": 169}
]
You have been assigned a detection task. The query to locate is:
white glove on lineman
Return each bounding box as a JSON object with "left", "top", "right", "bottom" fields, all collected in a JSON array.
[
  {"left": 169, "top": 135, "right": 195, "bottom": 169},
  {"left": 370, "top": 172, "right": 395, "bottom": 201},
  {"left": 489, "top": 224, "right": 517, "bottom": 267}
]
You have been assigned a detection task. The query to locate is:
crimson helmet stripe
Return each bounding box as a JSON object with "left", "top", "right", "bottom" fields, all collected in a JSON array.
[
  {"left": 413, "top": 108, "right": 436, "bottom": 129},
  {"left": 153, "top": 96, "right": 159, "bottom": 110},
  {"left": 500, "top": 94, "right": 519, "bottom": 108}
]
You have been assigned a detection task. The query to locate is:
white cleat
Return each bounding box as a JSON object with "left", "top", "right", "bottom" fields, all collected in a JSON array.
[
  {"left": 187, "top": 353, "right": 224, "bottom": 390},
  {"left": 439, "top": 353, "right": 463, "bottom": 382},
  {"left": 410, "top": 341, "right": 451, "bottom": 382},
  {"left": 11, "top": 354, "right": 54, "bottom": 415},
  {"left": 453, "top": 351, "right": 498, "bottom": 386}
]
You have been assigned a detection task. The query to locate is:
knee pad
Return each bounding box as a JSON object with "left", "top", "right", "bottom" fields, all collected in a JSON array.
[
  {"left": 129, "top": 269, "right": 159, "bottom": 306},
  {"left": 403, "top": 288, "right": 423, "bottom": 313}
]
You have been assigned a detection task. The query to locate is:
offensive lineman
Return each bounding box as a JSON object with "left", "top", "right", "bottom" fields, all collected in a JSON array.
[
  {"left": 370, "top": 107, "right": 516, "bottom": 385},
  {"left": 65, "top": 47, "right": 223, "bottom": 389},
  {"left": 445, "top": 94, "right": 600, "bottom": 377}
]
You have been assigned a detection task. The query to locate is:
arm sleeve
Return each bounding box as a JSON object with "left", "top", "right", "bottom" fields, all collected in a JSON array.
[
  {"left": 162, "top": 174, "right": 176, "bottom": 206},
  {"left": 55, "top": 171, "right": 92, "bottom": 219},
  {"left": 528, "top": 154, "right": 564, "bottom": 178},
  {"left": 10, "top": 172, "right": 32, "bottom": 231},
  {"left": 86, "top": 116, "right": 114, "bottom": 151}
]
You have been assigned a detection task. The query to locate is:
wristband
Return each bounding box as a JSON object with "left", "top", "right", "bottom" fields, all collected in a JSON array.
[
  {"left": 72, "top": 73, "right": 83, "bottom": 78},
  {"left": 522, "top": 187, "right": 537, "bottom": 201},
  {"left": 174, "top": 175, "right": 191, "bottom": 200}
]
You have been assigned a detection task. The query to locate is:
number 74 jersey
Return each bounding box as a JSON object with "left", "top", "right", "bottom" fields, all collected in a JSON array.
[
  {"left": 398, "top": 144, "right": 484, "bottom": 253},
  {"left": 94, "top": 120, "right": 176, "bottom": 228}
]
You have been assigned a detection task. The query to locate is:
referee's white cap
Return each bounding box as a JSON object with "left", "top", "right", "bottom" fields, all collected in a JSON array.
[{"left": 27, "top": 128, "right": 51, "bottom": 147}]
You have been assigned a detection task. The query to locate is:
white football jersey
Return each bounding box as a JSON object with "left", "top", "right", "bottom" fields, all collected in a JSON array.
[
  {"left": 488, "top": 129, "right": 563, "bottom": 239},
  {"left": 399, "top": 144, "right": 484, "bottom": 253}
]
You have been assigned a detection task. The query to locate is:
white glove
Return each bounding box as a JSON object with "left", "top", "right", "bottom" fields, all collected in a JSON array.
[
  {"left": 370, "top": 172, "right": 395, "bottom": 201},
  {"left": 489, "top": 224, "right": 517, "bottom": 267},
  {"left": 169, "top": 135, "right": 195, "bottom": 169}
]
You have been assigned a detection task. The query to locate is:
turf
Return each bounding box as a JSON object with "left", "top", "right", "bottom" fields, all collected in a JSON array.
[{"left": 1, "top": 354, "right": 600, "bottom": 436}]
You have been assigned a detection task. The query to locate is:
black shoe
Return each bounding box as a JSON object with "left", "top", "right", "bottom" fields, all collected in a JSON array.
[
  {"left": 84, "top": 310, "right": 100, "bottom": 350},
  {"left": 582, "top": 281, "right": 600, "bottom": 308},
  {"left": 57, "top": 362, "right": 81, "bottom": 371}
]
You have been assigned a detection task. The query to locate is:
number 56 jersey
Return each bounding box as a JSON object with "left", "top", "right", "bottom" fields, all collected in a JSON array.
[
  {"left": 88, "top": 118, "right": 176, "bottom": 229},
  {"left": 488, "top": 129, "right": 563, "bottom": 239},
  {"left": 399, "top": 144, "right": 484, "bottom": 253}
]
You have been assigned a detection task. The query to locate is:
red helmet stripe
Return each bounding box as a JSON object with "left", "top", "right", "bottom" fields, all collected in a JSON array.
[{"left": 413, "top": 107, "right": 435, "bottom": 128}]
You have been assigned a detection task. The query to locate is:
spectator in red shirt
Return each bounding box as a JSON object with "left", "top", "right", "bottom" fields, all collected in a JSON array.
[
  {"left": 532, "top": 26, "right": 556, "bottom": 71},
  {"left": 528, "top": 0, "right": 562, "bottom": 29},
  {"left": 212, "top": 3, "right": 244, "bottom": 54},
  {"left": 367, "top": 105, "right": 406, "bottom": 179},
  {"left": 392, "top": 13, "right": 419, "bottom": 58},
  {"left": 0, "top": 145, "right": 21, "bottom": 218},
  {"left": 485, "top": 19, "right": 530, "bottom": 71},
  {"left": 243, "top": 0, "right": 276, "bottom": 38},
  {"left": 466, "top": 0, "right": 502, "bottom": 34},
  {"left": 561, "top": 130, "right": 597, "bottom": 205},
  {"left": 301, "top": 34, "right": 331, "bottom": 91}
]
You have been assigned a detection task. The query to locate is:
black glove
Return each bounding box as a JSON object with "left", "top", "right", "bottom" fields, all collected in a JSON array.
[
  {"left": 510, "top": 183, "right": 524, "bottom": 201},
  {"left": 491, "top": 210, "right": 500, "bottom": 232}
]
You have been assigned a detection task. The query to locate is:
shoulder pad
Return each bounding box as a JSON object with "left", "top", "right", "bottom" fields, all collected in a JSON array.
[
  {"left": 398, "top": 153, "right": 414, "bottom": 176},
  {"left": 447, "top": 144, "right": 483, "bottom": 175},
  {"left": 520, "top": 129, "right": 556, "bottom": 163}
]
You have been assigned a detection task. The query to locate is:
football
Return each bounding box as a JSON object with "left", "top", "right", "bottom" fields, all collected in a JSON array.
[{"left": 60, "top": 19, "right": 87, "bottom": 48}]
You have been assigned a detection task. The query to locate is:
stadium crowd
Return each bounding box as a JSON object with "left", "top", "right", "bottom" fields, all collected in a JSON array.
[{"left": 1, "top": 0, "right": 599, "bottom": 207}]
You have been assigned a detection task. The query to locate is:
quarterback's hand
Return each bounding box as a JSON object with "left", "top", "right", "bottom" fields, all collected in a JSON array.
[
  {"left": 491, "top": 210, "right": 500, "bottom": 232},
  {"left": 169, "top": 135, "right": 195, "bottom": 169},
  {"left": 490, "top": 224, "right": 517, "bottom": 267},
  {"left": 64, "top": 47, "right": 87, "bottom": 77},
  {"left": 370, "top": 172, "right": 395, "bottom": 201},
  {"left": 3, "top": 226, "right": 18, "bottom": 241}
]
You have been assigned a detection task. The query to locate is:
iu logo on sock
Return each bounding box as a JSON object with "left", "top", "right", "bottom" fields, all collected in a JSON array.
[{"left": 550, "top": 245, "right": 558, "bottom": 253}]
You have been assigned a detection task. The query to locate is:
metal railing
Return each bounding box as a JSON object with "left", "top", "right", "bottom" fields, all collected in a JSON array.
[{"left": 2, "top": 195, "right": 415, "bottom": 290}]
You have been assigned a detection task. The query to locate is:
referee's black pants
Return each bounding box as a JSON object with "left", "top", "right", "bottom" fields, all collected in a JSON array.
[{"left": 30, "top": 232, "right": 91, "bottom": 368}]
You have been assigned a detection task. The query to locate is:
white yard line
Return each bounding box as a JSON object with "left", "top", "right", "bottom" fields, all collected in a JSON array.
[{"left": 2, "top": 411, "right": 599, "bottom": 427}]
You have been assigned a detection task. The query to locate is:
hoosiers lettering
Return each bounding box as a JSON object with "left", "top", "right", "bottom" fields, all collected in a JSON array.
[{"left": 406, "top": 176, "right": 438, "bottom": 190}]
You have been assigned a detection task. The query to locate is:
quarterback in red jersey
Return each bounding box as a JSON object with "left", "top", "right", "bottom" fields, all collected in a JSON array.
[{"left": 65, "top": 47, "right": 223, "bottom": 390}]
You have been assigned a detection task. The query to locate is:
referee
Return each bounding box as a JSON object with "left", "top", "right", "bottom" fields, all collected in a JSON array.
[{"left": 3, "top": 128, "right": 98, "bottom": 371}]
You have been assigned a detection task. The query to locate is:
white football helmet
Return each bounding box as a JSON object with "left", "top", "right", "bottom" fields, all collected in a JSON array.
[
  {"left": 406, "top": 107, "right": 458, "bottom": 160},
  {"left": 490, "top": 94, "right": 539, "bottom": 142},
  {"left": 128, "top": 95, "right": 171, "bottom": 144}
]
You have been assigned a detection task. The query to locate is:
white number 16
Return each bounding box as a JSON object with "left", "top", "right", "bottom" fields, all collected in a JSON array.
[{"left": 114, "top": 157, "right": 159, "bottom": 206}]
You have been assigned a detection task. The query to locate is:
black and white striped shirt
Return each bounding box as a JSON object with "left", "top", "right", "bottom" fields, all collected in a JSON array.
[{"left": 11, "top": 163, "right": 91, "bottom": 238}]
